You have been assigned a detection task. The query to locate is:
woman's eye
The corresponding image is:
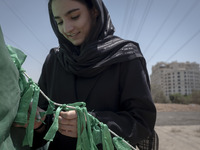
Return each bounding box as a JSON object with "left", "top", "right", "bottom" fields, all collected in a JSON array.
[
  {"left": 71, "top": 15, "right": 80, "bottom": 20},
  {"left": 57, "top": 21, "right": 63, "bottom": 25}
]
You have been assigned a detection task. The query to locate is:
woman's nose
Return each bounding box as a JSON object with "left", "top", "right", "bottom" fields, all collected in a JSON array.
[{"left": 63, "top": 21, "right": 74, "bottom": 34}]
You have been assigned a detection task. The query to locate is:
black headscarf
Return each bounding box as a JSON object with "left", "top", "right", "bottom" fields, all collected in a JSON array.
[{"left": 48, "top": 0, "right": 144, "bottom": 77}]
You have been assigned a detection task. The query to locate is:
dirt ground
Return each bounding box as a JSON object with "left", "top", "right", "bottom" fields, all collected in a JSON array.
[
  {"left": 155, "top": 103, "right": 200, "bottom": 150},
  {"left": 155, "top": 103, "right": 200, "bottom": 112}
]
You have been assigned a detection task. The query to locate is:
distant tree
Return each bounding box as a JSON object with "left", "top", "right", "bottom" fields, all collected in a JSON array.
[
  {"left": 190, "top": 90, "right": 200, "bottom": 104},
  {"left": 168, "top": 90, "right": 200, "bottom": 104},
  {"left": 170, "top": 93, "right": 190, "bottom": 104},
  {"left": 170, "top": 93, "right": 181, "bottom": 103},
  {"left": 151, "top": 84, "right": 169, "bottom": 103}
]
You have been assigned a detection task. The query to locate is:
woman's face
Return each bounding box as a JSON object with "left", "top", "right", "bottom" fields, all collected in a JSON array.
[{"left": 52, "top": 0, "right": 94, "bottom": 46}]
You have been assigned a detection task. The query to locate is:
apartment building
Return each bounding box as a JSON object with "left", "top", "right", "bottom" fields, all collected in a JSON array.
[{"left": 150, "top": 61, "right": 200, "bottom": 97}]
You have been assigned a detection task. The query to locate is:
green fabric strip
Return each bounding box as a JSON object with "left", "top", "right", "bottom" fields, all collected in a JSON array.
[
  {"left": 44, "top": 106, "right": 62, "bottom": 141},
  {"left": 7, "top": 45, "right": 26, "bottom": 67},
  {"left": 23, "top": 84, "right": 40, "bottom": 146},
  {"left": 101, "top": 124, "right": 114, "bottom": 150},
  {"left": 113, "top": 137, "right": 132, "bottom": 150},
  {"left": 76, "top": 106, "right": 98, "bottom": 150},
  {"left": 14, "top": 83, "right": 34, "bottom": 125}
]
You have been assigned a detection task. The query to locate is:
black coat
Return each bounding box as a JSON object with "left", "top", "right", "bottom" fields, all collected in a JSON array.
[
  {"left": 33, "top": 0, "right": 157, "bottom": 149},
  {"left": 33, "top": 49, "right": 156, "bottom": 150}
]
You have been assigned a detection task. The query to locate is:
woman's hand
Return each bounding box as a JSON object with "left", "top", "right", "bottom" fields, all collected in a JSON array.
[
  {"left": 58, "top": 110, "right": 78, "bottom": 138},
  {"left": 13, "top": 106, "right": 46, "bottom": 131},
  {"left": 33, "top": 106, "right": 46, "bottom": 130}
]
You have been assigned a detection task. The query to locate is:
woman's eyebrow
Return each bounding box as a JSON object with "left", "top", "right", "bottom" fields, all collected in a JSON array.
[{"left": 54, "top": 8, "right": 80, "bottom": 19}]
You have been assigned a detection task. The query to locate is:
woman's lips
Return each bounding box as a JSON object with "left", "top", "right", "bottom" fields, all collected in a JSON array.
[{"left": 69, "top": 32, "right": 80, "bottom": 38}]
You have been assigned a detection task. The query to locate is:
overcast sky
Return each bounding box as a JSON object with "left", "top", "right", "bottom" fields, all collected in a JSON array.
[{"left": 1, "top": 0, "right": 200, "bottom": 81}]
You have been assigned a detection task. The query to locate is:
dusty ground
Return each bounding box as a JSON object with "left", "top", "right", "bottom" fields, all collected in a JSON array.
[
  {"left": 155, "top": 103, "right": 200, "bottom": 150},
  {"left": 155, "top": 103, "right": 200, "bottom": 112}
]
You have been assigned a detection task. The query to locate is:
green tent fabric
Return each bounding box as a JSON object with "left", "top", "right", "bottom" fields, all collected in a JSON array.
[
  {"left": 0, "top": 26, "right": 20, "bottom": 149},
  {"left": 0, "top": 27, "right": 31, "bottom": 150},
  {"left": 0, "top": 26, "right": 19, "bottom": 149}
]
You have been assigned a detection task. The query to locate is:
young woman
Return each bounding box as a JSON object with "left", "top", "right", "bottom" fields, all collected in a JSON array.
[{"left": 33, "top": 0, "right": 157, "bottom": 149}]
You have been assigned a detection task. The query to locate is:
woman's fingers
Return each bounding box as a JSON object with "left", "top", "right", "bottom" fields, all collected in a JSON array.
[
  {"left": 60, "top": 110, "right": 77, "bottom": 119},
  {"left": 12, "top": 122, "right": 28, "bottom": 128},
  {"left": 58, "top": 120, "right": 77, "bottom": 130},
  {"left": 58, "top": 110, "right": 78, "bottom": 137},
  {"left": 59, "top": 123, "right": 77, "bottom": 132},
  {"left": 34, "top": 107, "right": 46, "bottom": 129},
  {"left": 58, "top": 128, "right": 77, "bottom": 138},
  {"left": 58, "top": 116, "right": 77, "bottom": 125},
  {"left": 13, "top": 106, "right": 45, "bottom": 129}
]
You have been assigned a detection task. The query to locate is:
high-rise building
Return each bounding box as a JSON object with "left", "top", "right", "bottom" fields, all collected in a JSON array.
[{"left": 150, "top": 61, "right": 200, "bottom": 97}]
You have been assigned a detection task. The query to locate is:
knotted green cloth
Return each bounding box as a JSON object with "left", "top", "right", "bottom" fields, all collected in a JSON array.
[
  {"left": 6, "top": 45, "right": 40, "bottom": 147},
  {"left": 42, "top": 101, "right": 133, "bottom": 150}
]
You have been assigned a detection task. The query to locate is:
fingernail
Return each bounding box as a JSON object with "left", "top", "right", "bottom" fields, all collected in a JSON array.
[{"left": 36, "top": 114, "right": 41, "bottom": 122}]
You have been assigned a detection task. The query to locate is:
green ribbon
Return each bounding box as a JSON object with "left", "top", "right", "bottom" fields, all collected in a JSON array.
[
  {"left": 39, "top": 100, "right": 55, "bottom": 120},
  {"left": 113, "top": 137, "right": 132, "bottom": 150},
  {"left": 23, "top": 84, "right": 40, "bottom": 146},
  {"left": 101, "top": 124, "right": 114, "bottom": 150},
  {"left": 14, "top": 82, "right": 34, "bottom": 125},
  {"left": 76, "top": 106, "right": 97, "bottom": 150}
]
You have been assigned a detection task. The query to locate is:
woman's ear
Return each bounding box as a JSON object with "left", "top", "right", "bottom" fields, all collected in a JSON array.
[{"left": 91, "top": 8, "right": 99, "bottom": 18}]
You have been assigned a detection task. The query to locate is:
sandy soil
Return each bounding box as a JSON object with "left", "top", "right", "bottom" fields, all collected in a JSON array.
[
  {"left": 155, "top": 103, "right": 200, "bottom": 112},
  {"left": 155, "top": 103, "right": 200, "bottom": 150}
]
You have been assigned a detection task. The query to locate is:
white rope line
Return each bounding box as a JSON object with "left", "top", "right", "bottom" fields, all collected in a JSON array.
[
  {"left": 24, "top": 72, "right": 73, "bottom": 109},
  {"left": 23, "top": 72, "right": 136, "bottom": 150},
  {"left": 108, "top": 129, "right": 136, "bottom": 150}
]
